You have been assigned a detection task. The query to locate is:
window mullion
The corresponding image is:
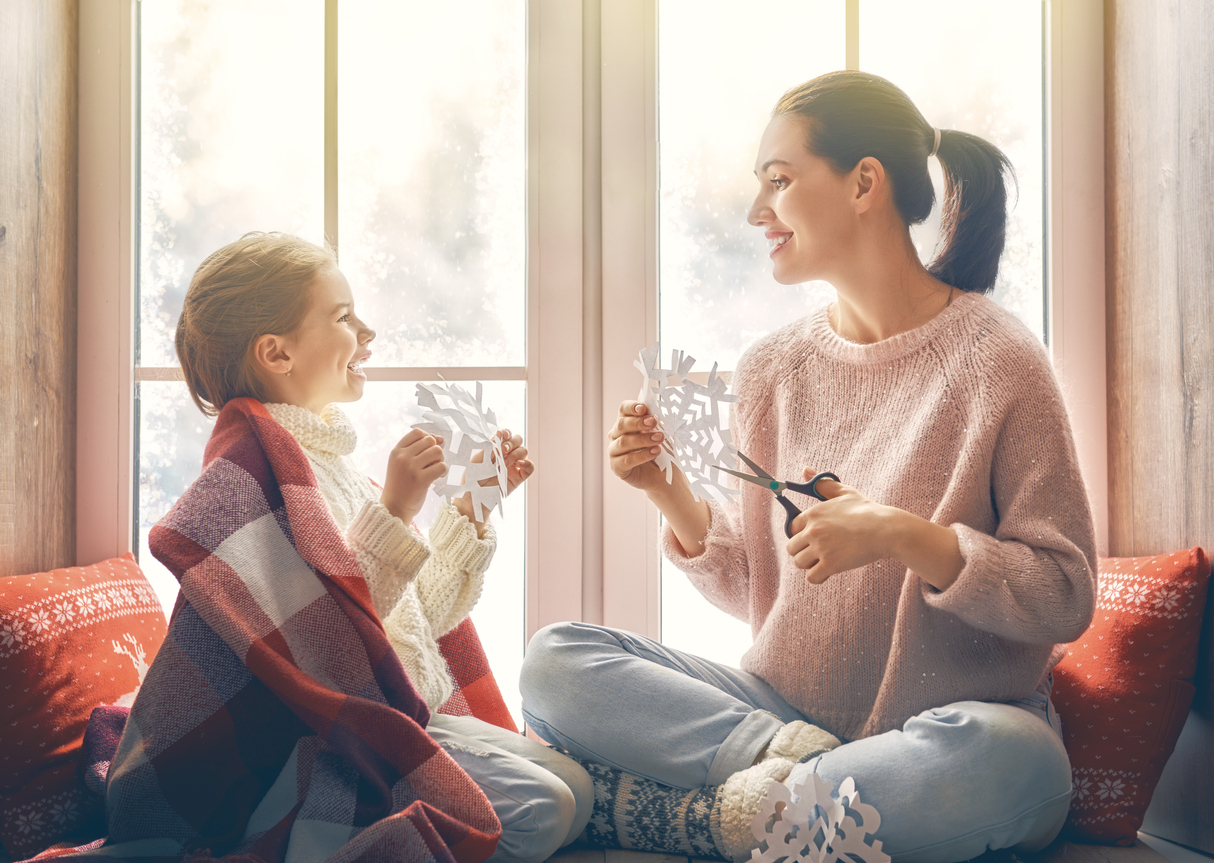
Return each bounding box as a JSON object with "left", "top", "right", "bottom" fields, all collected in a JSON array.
[
  {"left": 599, "top": 0, "right": 660, "bottom": 639},
  {"left": 527, "top": 0, "right": 589, "bottom": 640}
]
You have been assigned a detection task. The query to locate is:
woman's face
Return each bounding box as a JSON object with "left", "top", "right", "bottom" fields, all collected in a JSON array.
[
  {"left": 748, "top": 114, "right": 856, "bottom": 285},
  {"left": 281, "top": 267, "right": 375, "bottom": 413}
]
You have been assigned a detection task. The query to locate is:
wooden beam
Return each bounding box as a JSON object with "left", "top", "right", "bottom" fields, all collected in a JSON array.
[{"left": 0, "top": 0, "right": 78, "bottom": 576}]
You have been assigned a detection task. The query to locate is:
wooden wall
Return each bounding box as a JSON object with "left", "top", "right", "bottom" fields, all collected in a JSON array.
[
  {"left": 0, "top": 0, "right": 78, "bottom": 577},
  {"left": 1105, "top": 0, "right": 1214, "bottom": 851}
]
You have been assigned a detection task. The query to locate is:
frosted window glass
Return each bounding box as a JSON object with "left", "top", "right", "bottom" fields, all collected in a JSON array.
[
  {"left": 338, "top": 3, "right": 526, "bottom": 368},
  {"left": 137, "top": 381, "right": 214, "bottom": 613},
  {"left": 657, "top": 1, "right": 845, "bottom": 666},
  {"left": 138, "top": 0, "right": 325, "bottom": 367},
  {"left": 860, "top": 0, "right": 1045, "bottom": 339}
]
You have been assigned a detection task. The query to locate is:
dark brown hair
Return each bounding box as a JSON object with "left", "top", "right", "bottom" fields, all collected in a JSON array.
[
  {"left": 175, "top": 231, "right": 337, "bottom": 416},
  {"left": 775, "top": 71, "right": 1013, "bottom": 293}
]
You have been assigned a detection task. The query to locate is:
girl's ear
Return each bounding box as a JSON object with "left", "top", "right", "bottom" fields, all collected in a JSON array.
[
  {"left": 251, "top": 333, "right": 293, "bottom": 378},
  {"left": 852, "top": 156, "right": 887, "bottom": 214}
]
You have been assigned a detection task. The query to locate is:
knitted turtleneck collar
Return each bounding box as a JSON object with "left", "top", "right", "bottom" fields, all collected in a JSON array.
[{"left": 263, "top": 402, "right": 358, "bottom": 457}]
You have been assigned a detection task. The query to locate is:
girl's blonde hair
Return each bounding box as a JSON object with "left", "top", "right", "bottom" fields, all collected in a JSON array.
[{"left": 175, "top": 231, "right": 337, "bottom": 416}]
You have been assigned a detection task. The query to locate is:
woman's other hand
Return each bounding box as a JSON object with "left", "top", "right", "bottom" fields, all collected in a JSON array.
[
  {"left": 608, "top": 401, "right": 675, "bottom": 495},
  {"left": 608, "top": 400, "right": 710, "bottom": 556},
  {"left": 381, "top": 429, "right": 447, "bottom": 525},
  {"left": 787, "top": 467, "right": 963, "bottom": 589}
]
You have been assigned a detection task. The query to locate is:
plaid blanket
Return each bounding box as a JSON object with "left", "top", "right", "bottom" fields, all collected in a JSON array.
[{"left": 83, "top": 398, "right": 507, "bottom": 863}]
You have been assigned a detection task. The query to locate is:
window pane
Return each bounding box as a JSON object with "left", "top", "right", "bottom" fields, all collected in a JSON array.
[
  {"left": 137, "top": 381, "right": 214, "bottom": 613},
  {"left": 138, "top": 0, "right": 325, "bottom": 367},
  {"left": 657, "top": 1, "right": 845, "bottom": 665},
  {"left": 860, "top": 0, "right": 1045, "bottom": 339},
  {"left": 338, "top": 3, "right": 526, "bottom": 368}
]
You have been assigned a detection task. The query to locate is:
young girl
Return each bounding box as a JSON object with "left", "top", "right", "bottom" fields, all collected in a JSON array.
[
  {"left": 105, "top": 232, "right": 590, "bottom": 863},
  {"left": 521, "top": 71, "right": 1096, "bottom": 863}
]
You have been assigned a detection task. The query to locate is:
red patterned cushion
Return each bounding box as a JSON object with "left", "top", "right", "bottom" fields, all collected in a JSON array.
[
  {"left": 0, "top": 554, "right": 167, "bottom": 859},
  {"left": 1052, "top": 547, "right": 1211, "bottom": 845}
]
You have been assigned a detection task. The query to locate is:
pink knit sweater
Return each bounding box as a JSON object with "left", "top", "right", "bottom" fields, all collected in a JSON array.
[{"left": 662, "top": 291, "right": 1097, "bottom": 741}]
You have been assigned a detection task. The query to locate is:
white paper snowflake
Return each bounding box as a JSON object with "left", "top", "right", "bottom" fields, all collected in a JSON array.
[
  {"left": 412, "top": 381, "right": 509, "bottom": 521},
  {"left": 750, "top": 773, "right": 890, "bottom": 863},
  {"left": 634, "top": 343, "right": 739, "bottom": 503}
]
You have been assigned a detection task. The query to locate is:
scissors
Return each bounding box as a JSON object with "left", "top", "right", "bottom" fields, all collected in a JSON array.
[{"left": 713, "top": 451, "right": 840, "bottom": 539}]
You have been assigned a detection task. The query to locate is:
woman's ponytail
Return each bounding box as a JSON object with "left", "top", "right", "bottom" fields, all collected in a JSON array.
[
  {"left": 774, "top": 71, "right": 1013, "bottom": 294},
  {"left": 927, "top": 130, "right": 1012, "bottom": 293}
]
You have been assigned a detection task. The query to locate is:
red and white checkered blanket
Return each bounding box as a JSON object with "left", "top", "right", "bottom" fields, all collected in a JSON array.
[{"left": 72, "top": 398, "right": 508, "bottom": 862}]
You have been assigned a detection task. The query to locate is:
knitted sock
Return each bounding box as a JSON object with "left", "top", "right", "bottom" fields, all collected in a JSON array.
[
  {"left": 716, "top": 757, "right": 797, "bottom": 862},
  {"left": 762, "top": 719, "right": 841, "bottom": 764},
  {"left": 569, "top": 755, "right": 728, "bottom": 861}
]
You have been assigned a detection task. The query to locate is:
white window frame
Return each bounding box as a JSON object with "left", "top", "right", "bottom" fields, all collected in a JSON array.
[{"left": 77, "top": 0, "right": 1107, "bottom": 648}]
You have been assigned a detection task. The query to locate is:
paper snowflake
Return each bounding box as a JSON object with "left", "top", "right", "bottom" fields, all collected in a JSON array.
[
  {"left": 750, "top": 773, "right": 890, "bottom": 863},
  {"left": 635, "top": 343, "right": 739, "bottom": 503},
  {"left": 412, "top": 381, "right": 509, "bottom": 521}
]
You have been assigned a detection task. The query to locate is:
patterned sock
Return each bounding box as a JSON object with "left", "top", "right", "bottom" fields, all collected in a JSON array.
[{"left": 570, "top": 755, "right": 729, "bottom": 861}]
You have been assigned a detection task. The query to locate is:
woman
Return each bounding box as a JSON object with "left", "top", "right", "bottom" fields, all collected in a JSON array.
[{"left": 520, "top": 71, "right": 1096, "bottom": 863}]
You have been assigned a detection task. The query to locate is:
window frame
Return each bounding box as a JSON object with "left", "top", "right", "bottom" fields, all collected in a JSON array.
[{"left": 76, "top": 0, "right": 1107, "bottom": 648}]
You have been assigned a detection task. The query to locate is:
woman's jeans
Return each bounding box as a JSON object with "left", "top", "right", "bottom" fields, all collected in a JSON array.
[{"left": 520, "top": 622, "right": 1073, "bottom": 863}]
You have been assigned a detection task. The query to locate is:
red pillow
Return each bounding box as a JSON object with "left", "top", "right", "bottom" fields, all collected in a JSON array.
[
  {"left": 0, "top": 554, "right": 168, "bottom": 859},
  {"left": 1052, "top": 547, "right": 1211, "bottom": 845}
]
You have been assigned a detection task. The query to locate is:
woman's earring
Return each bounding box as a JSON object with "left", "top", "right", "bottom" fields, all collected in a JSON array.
[{"left": 286, "top": 370, "right": 292, "bottom": 378}]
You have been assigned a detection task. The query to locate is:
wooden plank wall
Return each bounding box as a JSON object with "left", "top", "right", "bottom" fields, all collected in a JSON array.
[
  {"left": 0, "top": 0, "right": 78, "bottom": 577},
  {"left": 1105, "top": 0, "right": 1214, "bottom": 852}
]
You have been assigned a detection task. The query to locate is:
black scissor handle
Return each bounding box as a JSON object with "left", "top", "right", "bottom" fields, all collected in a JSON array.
[
  {"left": 786, "top": 471, "right": 841, "bottom": 501},
  {"left": 780, "top": 472, "right": 841, "bottom": 539},
  {"left": 776, "top": 495, "right": 803, "bottom": 540}
]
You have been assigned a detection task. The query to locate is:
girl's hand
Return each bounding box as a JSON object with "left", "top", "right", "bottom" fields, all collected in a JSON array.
[
  {"left": 381, "top": 430, "right": 447, "bottom": 525},
  {"left": 608, "top": 401, "right": 676, "bottom": 496},
  {"left": 452, "top": 429, "right": 534, "bottom": 536},
  {"left": 497, "top": 428, "right": 535, "bottom": 494},
  {"left": 786, "top": 469, "right": 897, "bottom": 584}
]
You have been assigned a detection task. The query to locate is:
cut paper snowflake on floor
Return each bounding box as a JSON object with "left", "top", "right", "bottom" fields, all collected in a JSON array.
[
  {"left": 635, "top": 343, "right": 739, "bottom": 503},
  {"left": 412, "top": 381, "right": 509, "bottom": 521},
  {"left": 750, "top": 773, "right": 890, "bottom": 863}
]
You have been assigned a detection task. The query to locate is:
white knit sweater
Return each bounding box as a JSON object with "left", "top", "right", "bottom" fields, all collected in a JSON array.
[{"left": 264, "top": 402, "right": 496, "bottom": 710}]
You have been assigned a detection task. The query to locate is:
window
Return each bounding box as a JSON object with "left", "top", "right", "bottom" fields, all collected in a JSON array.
[{"left": 79, "top": 1, "right": 1106, "bottom": 712}]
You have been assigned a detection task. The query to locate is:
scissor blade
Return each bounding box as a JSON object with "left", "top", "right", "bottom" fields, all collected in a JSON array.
[
  {"left": 711, "top": 464, "right": 783, "bottom": 492},
  {"left": 735, "top": 450, "right": 775, "bottom": 481}
]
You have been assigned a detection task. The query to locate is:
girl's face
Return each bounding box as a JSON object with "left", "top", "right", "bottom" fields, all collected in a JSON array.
[
  {"left": 747, "top": 114, "right": 857, "bottom": 285},
  {"left": 282, "top": 267, "right": 375, "bottom": 413}
]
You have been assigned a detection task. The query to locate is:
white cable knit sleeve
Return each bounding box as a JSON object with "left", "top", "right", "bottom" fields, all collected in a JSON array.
[
  {"left": 414, "top": 504, "right": 497, "bottom": 638},
  {"left": 346, "top": 500, "right": 432, "bottom": 620}
]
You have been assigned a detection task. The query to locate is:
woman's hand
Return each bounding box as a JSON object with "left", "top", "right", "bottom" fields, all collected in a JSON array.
[
  {"left": 786, "top": 470, "right": 896, "bottom": 584},
  {"left": 608, "top": 401, "right": 675, "bottom": 495},
  {"left": 381, "top": 430, "right": 448, "bottom": 525},
  {"left": 607, "top": 400, "right": 710, "bottom": 556},
  {"left": 787, "top": 467, "right": 963, "bottom": 589}
]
